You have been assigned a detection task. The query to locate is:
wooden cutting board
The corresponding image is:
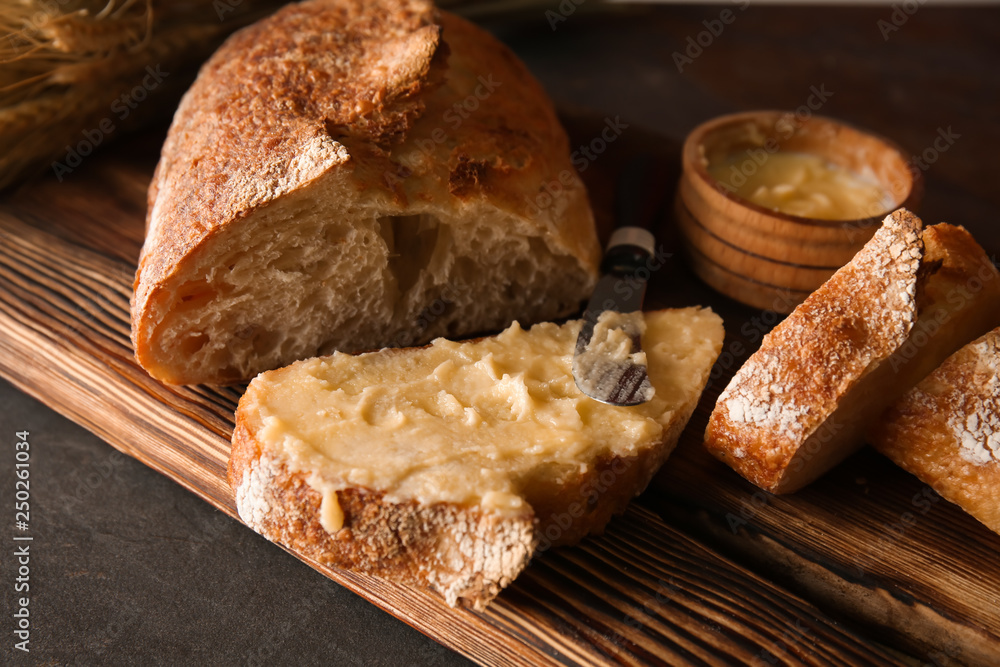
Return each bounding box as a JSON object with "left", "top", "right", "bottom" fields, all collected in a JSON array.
[{"left": 1, "top": 122, "right": 998, "bottom": 666}]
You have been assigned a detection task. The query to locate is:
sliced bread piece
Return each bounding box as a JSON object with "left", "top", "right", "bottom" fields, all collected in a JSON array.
[
  {"left": 869, "top": 327, "right": 1000, "bottom": 534},
  {"left": 229, "top": 308, "right": 724, "bottom": 609},
  {"left": 704, "top": 209, "right": 1000, "bottom": 494},
  {"left": 132, "top": 0, "right": 600, "bottom": 385}
]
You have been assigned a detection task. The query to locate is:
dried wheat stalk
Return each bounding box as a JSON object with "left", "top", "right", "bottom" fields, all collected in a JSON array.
[{"left": 0, "top": 0, "right": 289, "bottom": 190}]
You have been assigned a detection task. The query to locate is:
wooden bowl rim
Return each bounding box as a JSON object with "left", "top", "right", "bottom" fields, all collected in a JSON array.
[{"left": 681, "top": 109, "right": 924, "bottom": 229}]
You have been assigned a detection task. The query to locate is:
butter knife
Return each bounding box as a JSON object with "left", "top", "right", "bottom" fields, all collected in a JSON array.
[{"left": 572, "top": 156, "right": 662, "bottom": 406}]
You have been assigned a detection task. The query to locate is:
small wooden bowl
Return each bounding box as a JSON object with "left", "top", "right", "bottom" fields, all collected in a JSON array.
[{"left": 676, "top": 110, "right": 922, "bottom": 313}]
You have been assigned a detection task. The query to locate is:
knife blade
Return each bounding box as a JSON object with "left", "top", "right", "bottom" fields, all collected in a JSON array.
[{"left": 572, "top": 155, "right": 664, "bottom": 406}]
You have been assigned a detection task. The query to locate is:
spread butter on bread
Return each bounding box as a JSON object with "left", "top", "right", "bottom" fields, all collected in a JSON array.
[
  {"left": 704, "top": 209, "right": 1000, "bottom": 494},
  {"left": 870, "top": 327, "right": 1000, "bottom": 533},
  {"left": 132, "top": 0, "right": 600, "bottom": 385},
  {"left": 228, "top": 308, "right": 724, "bottom": 608}
]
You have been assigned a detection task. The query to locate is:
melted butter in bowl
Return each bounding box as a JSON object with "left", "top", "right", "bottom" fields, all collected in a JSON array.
[
  {"left": 677, "top": 110, "right": 922, "bottom": 312},
  {"left": 708, "top": 151, "right": 894, "bottom": 221}
]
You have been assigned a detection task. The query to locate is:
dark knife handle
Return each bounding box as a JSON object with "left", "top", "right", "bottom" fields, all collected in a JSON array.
[
  {"left": 602, "top": 154, "right": 666, "bottom": 277},
  {"left": 602, "top": 241, "right": 652, "bottom": 276}
]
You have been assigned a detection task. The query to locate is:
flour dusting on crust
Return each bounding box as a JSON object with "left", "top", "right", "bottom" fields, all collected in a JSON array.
[
  {"left": 715, "top": 210, "right": 923, "bottom": 449},
  {"left": 952, "top": 334, "right": 1000, "bottom": 465},
  {"left": 234, "top": 452, "right": 281, "bottom": 531},
  {"left": 723, "top": 369, "right": 811, "bottom": 438}
]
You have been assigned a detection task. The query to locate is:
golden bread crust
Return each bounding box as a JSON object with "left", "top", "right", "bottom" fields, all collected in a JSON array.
[
  {"left": 870, "top": 328, "right": 1000, "bottom": 534},
  {"left": 230, "top": 412, "right": 535, "bottom": 609},
  {"left": 136, "top": 0, "right": 443, "bottom": 323},
  {"left": 705, "top": 209, "right": 923, "bottom": 490},
  {"left": 132, "top": 0, "right": 600, "bottom": 385},
  {"left": 705, "top": 211, "right": 1000, "bottom": 493}
]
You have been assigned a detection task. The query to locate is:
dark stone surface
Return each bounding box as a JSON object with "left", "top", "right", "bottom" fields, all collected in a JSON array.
[{"left": 0, "top": 378, "right": 471, "bottom": 666}]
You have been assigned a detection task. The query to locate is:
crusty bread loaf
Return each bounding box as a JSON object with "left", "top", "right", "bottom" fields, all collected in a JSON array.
[
  {"left": 869, "top": 327, "right": 1000, "bottom": 534},
  {"left": 228, "top": 308, "right": 724, "bottom": 608},
  {"left": 704, "top": 209, "right": 1000, "bottom": 494},
  {"left": 132, "top": 0, "right": 600, "bottom": 385}
]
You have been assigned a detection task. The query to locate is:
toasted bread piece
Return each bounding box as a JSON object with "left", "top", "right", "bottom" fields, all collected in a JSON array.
[
  {"left": 132, "top": 0, "right": 599, "bottom": 385},
  {"left": 870, "top": 327, "right": 1000, "bottom": 533},
  {"left": 704, "top": 209, "right": 1000, "bottom": 493},
  {"left": 229, "top": 308, "right": 724, "bottom": 608}
]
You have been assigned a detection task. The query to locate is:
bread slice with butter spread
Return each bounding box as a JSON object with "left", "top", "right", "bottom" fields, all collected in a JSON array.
[{"left": 228, "top": 308, "right": 724, "bottom": 609}]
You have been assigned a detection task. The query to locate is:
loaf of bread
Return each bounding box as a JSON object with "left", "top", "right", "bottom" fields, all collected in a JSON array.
[
  {"left": 869, "top": 327, "right": 1000, "bottom": 534},
  {"left": 704, "top": 209, "right": 1000, "bottom": 494},
  {"left": 131, "top": 0, "right": 600, "bottom": 385},
  {"left": 228, "top": 308, "right": 724, "bottom": 608}
]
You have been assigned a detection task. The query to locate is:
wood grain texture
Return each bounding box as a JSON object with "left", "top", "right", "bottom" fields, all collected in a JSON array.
[{"left": 0, "top": 135, "right": 913, "bottom": 666}]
